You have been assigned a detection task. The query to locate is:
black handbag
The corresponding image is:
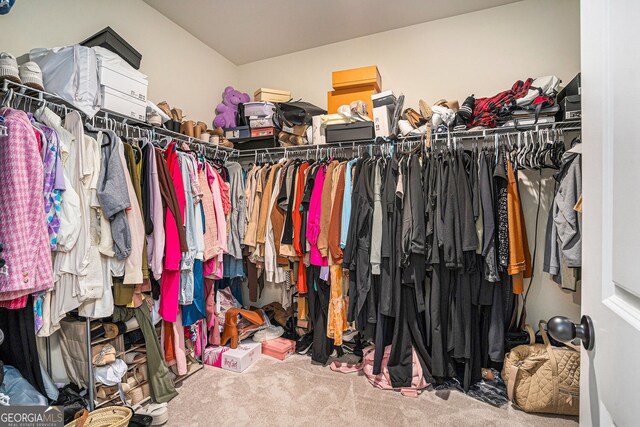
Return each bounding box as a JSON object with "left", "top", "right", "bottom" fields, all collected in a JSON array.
[
  {"left": 235, "top": 103, "right": 248, "bottom": 127},
  {"left": 273, "top": 101, "right": 326, "bottom": 130}
]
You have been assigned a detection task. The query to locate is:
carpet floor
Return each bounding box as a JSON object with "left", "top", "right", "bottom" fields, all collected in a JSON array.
[{"left": 166, "top": 354, "right": 578, "bottom": 427}]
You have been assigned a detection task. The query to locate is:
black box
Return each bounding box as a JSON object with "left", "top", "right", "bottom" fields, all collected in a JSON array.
[
  {"left": 225, "top": 126, "right": 251, "bottom": 140},
  {"left": 81, "top": 27, "right": 142, "bottom": 70},
  {"left": 556, "top": 73, "right": 581, "bottom": 121},
  {"left": 325, "top": 121, "right": 375, "bottom": 143},
  {"left": 559, "top": 96, "right": 581, "bottom": 121}
]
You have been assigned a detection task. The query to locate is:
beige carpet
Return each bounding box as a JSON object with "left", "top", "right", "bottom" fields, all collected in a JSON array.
[{"left": 166, "top": 354, "right": 578, "bottom": 427}]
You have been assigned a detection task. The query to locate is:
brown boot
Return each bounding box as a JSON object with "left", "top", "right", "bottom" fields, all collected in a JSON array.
[
  {"left": 181, "top": 120, "right": 195, "bottom": 137},
  {"left": 221, "top": 308, "right": 265, "bottom": 348}
]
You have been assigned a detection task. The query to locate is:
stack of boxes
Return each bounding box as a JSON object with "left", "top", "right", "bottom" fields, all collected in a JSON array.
[
  {"left": 327, "top": 65, "right": 381, "bottom": 118},
  {"left": 97, "top": 59, "right": 148, "bottom": 121}
]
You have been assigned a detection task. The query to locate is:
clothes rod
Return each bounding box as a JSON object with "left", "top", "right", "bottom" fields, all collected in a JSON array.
[{"left": 1, "top": 80, "right": 239, "bottom": 156}]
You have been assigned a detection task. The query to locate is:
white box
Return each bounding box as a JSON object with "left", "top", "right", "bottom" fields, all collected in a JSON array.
[
  {"left": 221, "top": 341, "right": 262, "bottom": 373},
  {"left": 100, "top": 86, "right": 146, "bottom": 121},
  {"left": 373, "top": 105, "right": 392, "bottom": 137},
  {"left": 312, "top": 115, "right": 326, "bottom": 145},
  {"left": 98, "top": 63, "right": 148, "bottom": 102}
]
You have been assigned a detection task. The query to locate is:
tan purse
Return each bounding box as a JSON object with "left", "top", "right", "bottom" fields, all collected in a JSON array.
[{"left": 502, "top": 321, "right": 580, "bottom": 416}]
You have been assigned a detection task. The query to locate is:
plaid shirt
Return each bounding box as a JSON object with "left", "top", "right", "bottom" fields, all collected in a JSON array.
[{"left": 471, "top": 78, "right": 534, "bottom": 128}]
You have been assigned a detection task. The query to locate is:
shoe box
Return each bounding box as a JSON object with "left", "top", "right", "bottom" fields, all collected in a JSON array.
[
  {"left": 250, "top": 127, "right": 275, "bottom": 138},
  {"left": 372, "top": 90, "right": 397, "bottom": 108},
  {"left": 221, "top": 341, "right": 262, "bottom": 373},
  {"left": 100, "top": 86, "right": 146, "bottom": 121},
  {"left": 81, "top": 26, "right": 142, "bottom": 70},
  {"left": 327, "top": 65, "right": 382, "bottom": 119},
  {"left": 373, "top": 104, "right": 395, "bottom": 138},
  {"left": 556, "top": 73, "right": 581, "bottom": 121},
  {"left": 225, "top": 126, "right": 251, "bottom": 140},
  {"left": 96, "top": 55, "right": 148, "bottom": 121},
  {"left": 261, "top": 337, "right": 296, "bottom": 361},
  {"left": 204, "top": 341, "right": 262, "bottom": 373},
  {"left": 254, "top": 87, "right": 291, "bottom": 103},
  {"left": 325, "top": 121, "right": 375, "bottom": 143}
]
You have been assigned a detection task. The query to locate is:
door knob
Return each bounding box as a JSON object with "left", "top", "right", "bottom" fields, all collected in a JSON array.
[{"left": 547, "top": 315, "right": 594, "bottom": 350}]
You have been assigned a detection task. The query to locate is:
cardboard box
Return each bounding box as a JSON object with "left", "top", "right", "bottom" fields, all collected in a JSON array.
[
  {"left": 98, "top": 62, "right": 148, "bottom": 102},
  {"left": 261, "top": 337, "right": 296, "bottom": 361},
  {"left": 221, "top": 342, "right": 262, "bottom": 373},
  {"left": 327, "top": 88, "right": 377, "bottom": 118},
  {"left": 254, "top": 88, "right": 291, "bottom": 103},
  {"left": 373, "top": 105, "right": 393, "bottom": 137},
  {"left": 332, "top": 65, "right": 381, "bottom": 92},
  {"left": 100, "top": 86, "right": 146, "bottom": 121}
]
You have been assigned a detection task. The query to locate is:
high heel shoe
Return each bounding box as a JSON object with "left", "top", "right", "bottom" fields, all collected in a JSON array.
[{"left": 220, "top": 308, "right": 265, "bottom": 349}]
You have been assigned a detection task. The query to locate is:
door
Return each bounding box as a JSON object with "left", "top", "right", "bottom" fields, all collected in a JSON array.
[{"left": 581, "top": 1, "right": 640, "bottom": 425}]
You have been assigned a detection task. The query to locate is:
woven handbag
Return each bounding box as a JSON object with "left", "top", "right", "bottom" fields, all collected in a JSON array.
[
  {"left": 502, "top": 321, "right": 580, "bottom": 416},
  {"left": 65, "top": 407, "right": 132, "bottom": 427}
]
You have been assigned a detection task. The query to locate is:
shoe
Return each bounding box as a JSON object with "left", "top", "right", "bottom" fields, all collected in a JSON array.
[
  {"left": 157, "top": 101, "right": 172, "bottom": 118},
  {"left": 220, "top": 308, "right": 265, "bottom": 349},
  {"left": 418, "top": 99, "right": 433, "bottom": 121},
  {"left": 170, "top": 108, "right": 185, "bottom": 122},
  {"left": 19, "top": 62, "right": 43, "bottom": 91},
  {"left": 296, "top": 332, "right": 313, "bottom": 354},
  {"left": 194, "top": 121, "right": 208, "bottom": 139},
  {"left": 0, "top": 52, "right": 20, "bottom": 84},
  {"left": 180, "top": 120, "right": 195, "bottom": 137},
  {"left": 134, "top": 402, "right": 168, "bottom": 426}
]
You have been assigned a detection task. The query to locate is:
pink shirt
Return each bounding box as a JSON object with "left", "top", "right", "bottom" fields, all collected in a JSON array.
[{"left": 307, "top": 165, "right": 328, "bottom": 267}]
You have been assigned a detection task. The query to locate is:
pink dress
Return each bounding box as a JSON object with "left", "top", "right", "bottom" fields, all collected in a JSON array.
[
  {"left": 159, "top": 143, "right": 185, "bottom": 322},
  {"left": 307, "top": 164, "right": 328, "bottom": 267}
]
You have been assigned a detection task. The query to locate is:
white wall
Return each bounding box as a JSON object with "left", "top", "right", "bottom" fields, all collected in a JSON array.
[
  {"left": 237, "top": 0, "right": 580, "bottom": 114},
  {"left": 0, "top": 0, "right": 237, "bottom": 124},
  {"left": 237, "top": 0, "right": 582, "bottom": 325}
]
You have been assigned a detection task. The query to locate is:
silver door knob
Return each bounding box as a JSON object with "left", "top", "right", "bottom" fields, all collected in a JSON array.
[{"left": 547, "top": 315, "right": 594, "bottom": 350}]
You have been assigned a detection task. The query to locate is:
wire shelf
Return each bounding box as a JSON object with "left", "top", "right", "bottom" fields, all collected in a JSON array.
[{"left": 1, "top": 80, "right": 239, "bottom": 157}]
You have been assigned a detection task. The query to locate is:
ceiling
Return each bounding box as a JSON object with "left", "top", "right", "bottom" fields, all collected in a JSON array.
[{"left": 144, "top": 0, "right": 521, "bottom": 65}]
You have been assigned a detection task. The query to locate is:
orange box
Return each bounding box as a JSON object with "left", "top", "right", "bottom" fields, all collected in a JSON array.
[
  {"left": 332, "top": 65, "right": 382, "bottom": 92},
  {"left": 327, "top": 87, "right": 377, "bottom": 118}
]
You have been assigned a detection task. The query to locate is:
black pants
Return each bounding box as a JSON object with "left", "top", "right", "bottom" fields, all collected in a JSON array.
[
  {"left": 387, "top": 284, "right": 434, "bottom": 387},
  {"left": 0, "top": 297, "right": 46, "bottom": 397},
  {"left": 307, "top": 265, "right": 333, "bottom": 364}
]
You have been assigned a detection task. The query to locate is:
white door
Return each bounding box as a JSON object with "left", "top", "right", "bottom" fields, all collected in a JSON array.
[{"left": 581, "top": 0, "right": 640, "bottom": 425}]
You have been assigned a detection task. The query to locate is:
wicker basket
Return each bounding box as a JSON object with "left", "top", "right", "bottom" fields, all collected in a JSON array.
[{"left": 64, "top": 407, "right": 132, "bottom": 427}]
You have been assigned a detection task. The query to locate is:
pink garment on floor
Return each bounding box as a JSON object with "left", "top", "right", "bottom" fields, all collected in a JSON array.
[
  {"left": 307, "top": 164, "right": 328, "bottom": 267},
  {"left": 159, "top": 143, "right": 185, "bottom": 322}
]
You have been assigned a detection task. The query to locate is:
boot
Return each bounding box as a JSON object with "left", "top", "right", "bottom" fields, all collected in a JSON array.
[{"left": 220, "top": 308, "right": 265, "bottom": 349}]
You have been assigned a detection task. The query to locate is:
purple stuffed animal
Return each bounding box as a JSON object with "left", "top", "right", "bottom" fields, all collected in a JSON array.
[{"left": 213, "top": 86, "right": 250, "bottom": 128}]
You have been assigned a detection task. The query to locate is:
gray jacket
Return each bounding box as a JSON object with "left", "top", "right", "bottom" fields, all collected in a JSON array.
[{"left": 226, "top": 162, "right": 246, "bottom": 259}]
